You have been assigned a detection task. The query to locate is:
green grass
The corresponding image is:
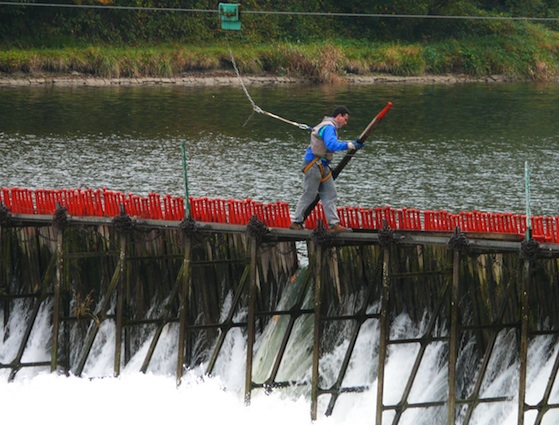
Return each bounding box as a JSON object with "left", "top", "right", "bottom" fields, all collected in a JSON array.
[{"left": 2, "top": 25, "right": 559, "bottom": 82}]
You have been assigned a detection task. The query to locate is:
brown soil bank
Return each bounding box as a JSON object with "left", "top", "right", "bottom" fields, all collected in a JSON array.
[{"left": 0, "top": 72, "right": 530, "bottom": 87}]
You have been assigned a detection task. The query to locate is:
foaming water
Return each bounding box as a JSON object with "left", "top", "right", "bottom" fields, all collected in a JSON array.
[
  {"left": 0, "top": 372, "right": 317, "bottom": 425},
  {"left": 3, "top": 292, "right": 559, "bottom": 424}
]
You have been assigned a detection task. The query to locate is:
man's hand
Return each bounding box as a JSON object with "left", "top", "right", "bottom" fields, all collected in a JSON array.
[
  {"left": 353, "top": 140, "right": 364, "bottom": 150},
  {"left": 347, "top": 140, "right": 364, "bottom": 150}
]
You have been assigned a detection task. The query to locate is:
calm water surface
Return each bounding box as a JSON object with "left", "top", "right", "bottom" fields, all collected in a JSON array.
[{"left": 1, "top": 81, "right": 559, "bottom": 216}]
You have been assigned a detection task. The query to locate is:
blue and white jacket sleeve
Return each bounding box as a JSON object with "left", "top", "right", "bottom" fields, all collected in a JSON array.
[{"left": 321, "top": 125, "right": 351, "bottom": 152}]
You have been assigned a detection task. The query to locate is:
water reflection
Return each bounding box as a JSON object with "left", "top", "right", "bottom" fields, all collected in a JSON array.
[{"left": 1, "top": 82, "right": 558, "bottom": 216}]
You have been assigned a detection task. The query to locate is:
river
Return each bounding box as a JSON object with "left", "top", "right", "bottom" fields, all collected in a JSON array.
[
  {"left": 1, "top": 81, "right": 559, "bottom": 216},
  {"left": 1, "top": 80, "right": 559, "bottom": 424}
]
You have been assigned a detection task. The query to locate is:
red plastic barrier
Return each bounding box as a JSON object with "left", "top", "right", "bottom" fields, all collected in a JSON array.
[
  {"left": 146, "top": 193, "right": 161, "bottom": 219},
  {"left": 11, "top": 188, "right": 35, "bottom": 214},
  {"left": 337, "top": 206, "right": 360, "bottom": 229},
  {"left": 80, "top": 189, "right": 104, "bottom": 217},
  {"left": 125, "top": 194, "right": 140, "bottom": 218},
  {"left": 190, "top": 197, "right": 208, "bottom": 222},
  {"left": 425, "top": 210, "right": 454, "bottom": 232},
  {"left": 544, "top": 216, "right": 559, "bottom": 243},
  {"left": 6, "top": 186, "right": 559, "bottom": 243},
  {"left": 228, "top": 199, "right": 255, "bottom": 225},
  {"left": 125, "top": 194, "right": 153, "bottom": 219},
  {"left": 397, "top": 208, "right": 422, "bottom": 230},
  {"left": 227, "top": 199, "right": 242, "bottom": 224},
  {"left": 305, "top": 203, "right": 327, "bottom": 230},
  {"left": 532, "top": 216, "right": 547, "bottom": 242},
  {"left": 93, "top": 189, "right": 104, "bottom": 216},
  {"left": 163, "top": 194, "right": 185, "bottom": 220},
  {"left": 35, "top": 189, "right": 56, "bottom": 215},
  {"left": 269, "top": 201, "right": 290, "bottom": 228},
  {"left": 252, "top": 201, "right": 265, "bottom": 224},
  {"left": 215, "top": 197, "right": 223, "bottom": 222},
  {"left": 359, "top": 208, "right": 376, "bottom": 229},
  {"left": 262, "top": 201, "right": 286, "bottom": 228},
  {"left": 515, "top": 215, "right": 527, "bottom": 236},
  {"left": 374, "top": 206, "right": 397, "bottom": 229},
  {"left": 191, "top": 197, "right": 227, "bottom": 223},
  {"left": 100, "top": 189, "right": 124, "bottom": 216},
  {"left": 280, "top": 201, "right": 291, "bottom": 228},
  {"left": 61, "top": 189, "right": 85, "bottom": 216},
  {"left": 423, "top": 210, "right": 434, "bottom": 231}
]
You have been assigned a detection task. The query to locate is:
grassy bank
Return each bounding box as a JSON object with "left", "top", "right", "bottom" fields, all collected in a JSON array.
[{"left": 2, "top": 24, "right": 559, "bottom": 83}]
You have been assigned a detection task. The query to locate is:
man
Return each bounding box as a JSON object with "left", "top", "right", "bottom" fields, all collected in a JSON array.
[{"left": 290, "top": 106, "right": 363, "bottom": 233}]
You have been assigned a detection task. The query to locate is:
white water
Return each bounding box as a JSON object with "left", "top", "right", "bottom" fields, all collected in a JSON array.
[{"left": 3, "top": 293, "right": 559, "bottom": 424}]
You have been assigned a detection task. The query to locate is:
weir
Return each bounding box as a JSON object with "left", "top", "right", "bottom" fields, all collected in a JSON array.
[{"left": 2, "top": 193, "right": 559, "bottom": 424}]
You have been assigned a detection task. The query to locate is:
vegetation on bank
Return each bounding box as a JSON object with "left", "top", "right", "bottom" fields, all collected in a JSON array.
[
  {"left": 2, "top": 0, "right": 559, "bottom": 82},
  {"left": 2, "top": 24, "right": 559, "bottom": 83}
]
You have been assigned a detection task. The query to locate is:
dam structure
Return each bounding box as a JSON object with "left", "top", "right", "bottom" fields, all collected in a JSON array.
[{"left": 2, "top": 186, "right": 559, "bottom": 425}]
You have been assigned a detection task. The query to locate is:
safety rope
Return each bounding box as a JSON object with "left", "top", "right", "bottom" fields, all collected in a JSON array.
[{"left": 229, "top": 49, "right": 313, "bottom": 131}]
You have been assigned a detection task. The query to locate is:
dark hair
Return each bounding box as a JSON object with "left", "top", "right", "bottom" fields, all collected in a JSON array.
[{"left": 332, "top": 106, "right": 350, "bottom": 117}]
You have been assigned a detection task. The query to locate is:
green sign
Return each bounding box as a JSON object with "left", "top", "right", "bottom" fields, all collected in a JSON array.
[{"left": 218, "top": 3, "right": 241, "bottom": 31}]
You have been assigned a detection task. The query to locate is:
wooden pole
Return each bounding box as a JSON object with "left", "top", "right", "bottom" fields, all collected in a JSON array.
[
  {"left": 50, "top": 226, "right": 64, "bottom": 372},
  {"left": 176, "top": 235, "right": 192, "bottom": 386},
  {"left": 376, "top": 246, "right": 390, "bottom": 425},
  {"left": 244, "top": 236, "right": 258, "bottom": 405},
  {"left": 311, "top": 243, "right": 324, "bottom": 421},
  {"left": 448, "top": 250, "right": 460, "bottom": 425},
  {"left": 114, "top": 231, "right": 127, "bottom": 377},
  {"left": 0, "top": 223, "right": 7, "bottom": 331},
  {"left": 518, "top": 257, "right": 530, "bottom": 425}
]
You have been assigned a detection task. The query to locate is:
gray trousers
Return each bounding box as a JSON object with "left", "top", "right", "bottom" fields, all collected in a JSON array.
[{"left": 292, "top": 161, "right": 340, "bottom": 227}]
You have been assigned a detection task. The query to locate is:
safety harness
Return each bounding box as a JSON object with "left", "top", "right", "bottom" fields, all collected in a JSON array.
[
  {"left": 303, "top": 125, "right": 333, "bottom": 182},
  {"left": 302, "top": 156, "right": 332, "bottom": 182}
]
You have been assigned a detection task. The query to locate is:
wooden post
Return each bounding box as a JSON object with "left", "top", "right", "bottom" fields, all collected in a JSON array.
[
  {"left": 114, "top": 232, "right": 127, "bottom": 377},
  {"left": 244, "top": 236, "right": 258, "bottom": 405},
  {"left": 311, "top": 243, "right": 324, "bottom": 420},
  {"left": 0, "top": 223, "right": 6, "bottom": 331},
  {"left": 376, "top": 246, "right": 390, "bottom": 425},
  {"left": 448, "top": 250, "right": 460, "bottom": 425},
  {"left": 176, "top": 235, "right": 192, "bottom": 386},
  {"left": 518, "top": 258, "right": 530, "bottom": 425},
  {"left": 51, "top": 226, "right": 64, "bottom": 372}
]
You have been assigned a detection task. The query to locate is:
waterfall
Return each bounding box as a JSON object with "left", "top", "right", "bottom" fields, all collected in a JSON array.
[{"left": 2, "top": 270, "right": 559, "bottom": 424}]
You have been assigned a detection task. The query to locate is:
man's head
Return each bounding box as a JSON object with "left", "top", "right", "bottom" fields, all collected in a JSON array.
[{"left": 332, "top": 106, "right": 350, "bottom": 128}]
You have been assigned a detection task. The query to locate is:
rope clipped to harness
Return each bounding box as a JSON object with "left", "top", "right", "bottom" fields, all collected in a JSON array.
[{"left": 229, "top": 49, "right": 313, "bottom": 131}]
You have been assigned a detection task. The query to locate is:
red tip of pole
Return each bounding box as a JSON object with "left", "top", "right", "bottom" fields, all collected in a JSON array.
[{"left": 376, "top": 102, "right": 393, "bottom": 120}]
